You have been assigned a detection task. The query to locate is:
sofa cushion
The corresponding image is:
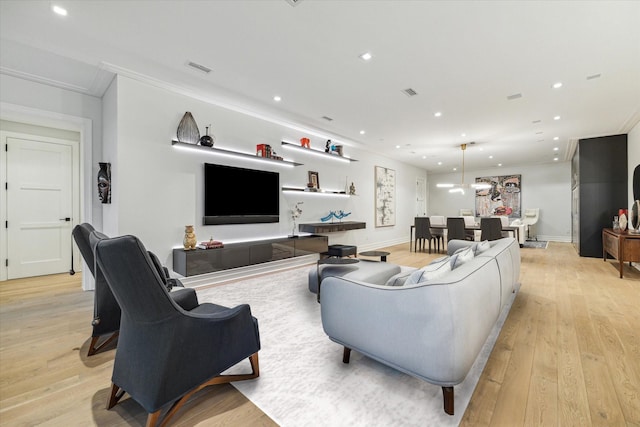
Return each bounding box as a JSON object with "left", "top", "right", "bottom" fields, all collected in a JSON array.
[
  {"left": 405, "top": 258, "right": 451, "bottom": 285},
  {"left": 384, "top": 271, "right": 413, "bottom": 286},
  {"left": 453, "top": 246, "right": 475, "bottom": 269},
  {"left": 475, "top": 240, "right": 491, "bottom": 254}
]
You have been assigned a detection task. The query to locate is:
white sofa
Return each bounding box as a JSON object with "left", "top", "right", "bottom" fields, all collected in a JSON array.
[{"left": 318, "top": 237, "right": 520, "bottom": 415}]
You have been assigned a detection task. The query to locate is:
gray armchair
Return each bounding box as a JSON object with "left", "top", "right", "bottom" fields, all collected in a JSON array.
[
  {"left": 94, "top": 233, "right": 261, "bottom": 427},
  {"left": 72, "top": 223, "right": 197, "bottom": 356}
]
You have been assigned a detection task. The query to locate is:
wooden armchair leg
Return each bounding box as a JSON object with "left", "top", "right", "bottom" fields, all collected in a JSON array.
[
  {"left": 107, "top": 383, "right": 126, "bottom": 409},
  {"left": 343, "top": 347, "right": 351, "bottom": 364},
  {"left": 87, "top": 331, "right": 119, "bottom": 356},
  {"left": 442, "top": 386, "right": 454, "bottom": 415}
]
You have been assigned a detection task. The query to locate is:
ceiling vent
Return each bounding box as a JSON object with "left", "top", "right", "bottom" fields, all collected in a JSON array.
[
  {"left": 284, "top": 0, "right": 304, "bottom": 6},
  {"left": 402, "top": 88, "right": 418, "bottom": 97},
  {"left": 507, "top": 93, "right": 522, "bottom": 100},
  {"left": 187, "top": 61, "right": 212, "bottom": 74},
  {"left": 321, "top": 116, "right": 334, "bottom": 122},
  {"left": 586, "top": 73, "right": 601, "bottom": 80}
]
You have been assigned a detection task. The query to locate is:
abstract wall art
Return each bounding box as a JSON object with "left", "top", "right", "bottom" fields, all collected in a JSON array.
[{"left": 375, "top": 166, "right": 395, "bottom": 227}]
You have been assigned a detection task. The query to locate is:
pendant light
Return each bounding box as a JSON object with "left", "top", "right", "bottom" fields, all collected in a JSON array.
[{"left": 436, "top": 143, "right": 491, "bottom": 194}]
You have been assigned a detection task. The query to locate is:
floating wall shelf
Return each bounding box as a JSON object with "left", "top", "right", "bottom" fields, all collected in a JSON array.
[
  {"left": 281, "top": 141, "right": 358, "bottom": 162},
  {"left": 282, "top": 186, "right": 350, "bottom": 197},
  {"left": 298, "top": 221, "right": 366, "bottom": 233},
  {"left": 172, "top": 141, "right": 303, "bottom": 167}
]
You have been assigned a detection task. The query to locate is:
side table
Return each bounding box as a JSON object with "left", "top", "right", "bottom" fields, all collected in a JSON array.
[
  {"left": 358, "top": 251, "right": 390, "bottom": 262},
  {"left": 316, "top": 257, "right": 359, "bottom": 303}
]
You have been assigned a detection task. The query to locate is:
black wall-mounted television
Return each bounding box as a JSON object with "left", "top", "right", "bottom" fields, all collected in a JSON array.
[{"left": 203, "top": 163, "right": 280, "bottom": 225}]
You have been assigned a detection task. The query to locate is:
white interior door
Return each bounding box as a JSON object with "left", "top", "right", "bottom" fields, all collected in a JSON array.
[
  {"left": 6, "top": 137, "right": 74, "bottom": 279},
  {"left": 416, "top": 176, "right": 426, "bottom": 216}
]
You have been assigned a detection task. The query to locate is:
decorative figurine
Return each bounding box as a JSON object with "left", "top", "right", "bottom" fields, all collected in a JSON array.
[
  {"left": 325, "top": 139, "right": 331, "bottom": 152},
  {"left": 300, "top": 137, "right": 310, "bottom": 148},
  {"left": 349, "top": 182, "right": 356, "bottom": 195},
  {"left": 290, "top": 202, "right": 303, "bottom": 238},
  {"left": 98, "top": 162, "right": 111, "bottom": 204},
  {"left": 183, "top": 225, "right": 197, "bottom": 250}
]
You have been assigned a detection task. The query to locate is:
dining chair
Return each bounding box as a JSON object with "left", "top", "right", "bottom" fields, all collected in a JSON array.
[
  {"left": 480, "top": 217, "right": 503, "bottom": 241},
  {"left": 492, "top": 215, "right": 512, "bottom": 238},
  {"left": 462, "top": 215, "right": 479, "bottom": 241},
  {"left": 414, "top": 217, "right": 439, "bottom": 253},
  {"left": 446, "top": 217, "right": 468, "bottom": 242},
  {"left": 429, "top": 215, "right": 446, "bottom": 251}
]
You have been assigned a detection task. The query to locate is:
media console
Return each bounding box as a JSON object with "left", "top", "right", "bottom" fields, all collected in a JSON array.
[{"left": 173, "top": 235, "right": 328, "bottom": 277}]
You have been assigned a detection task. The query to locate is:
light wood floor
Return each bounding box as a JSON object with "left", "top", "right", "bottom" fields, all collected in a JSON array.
[{"left": 1, "top": 242, "right": 639, "bottom": 426}]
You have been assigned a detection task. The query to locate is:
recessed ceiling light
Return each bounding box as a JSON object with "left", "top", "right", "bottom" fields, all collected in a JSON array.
[
  {"left": 553, "top": 136, "right": 559, "bottom": 140},
  {"left": 395, "top": 145, "right": 400, "bottom": 149},
  {"left": 359, "top": 52, "right": 372, "bottom": 61},
  {"left": 434, "top": 112, "right": 442, "bottom": 118},
  {"left": 422, "top": 155, "right": 426, "bottom": 159},
  {"left": 554, "top": 157, "right": 559, "bottom": 161},
  {"left": 554, "top": 147, "right": 559, "bottom": 151},
  {"left": 498, "top": 163, "right": 502, "bottom": 167},
  {"left": 461, "top": 133, "right": 466, "bottom": 137},
  {"left": 552, "top": 82, "right": 563, "bottom": 89},
  {"left": 453, "top": 167, "right": 457, "bottom": 171},
  {"left": 273, "top": 95, "right": 281, "bottom": 102},
  {"left": 489, "top": 155, "right": 493, "bottom": 159},
  {"left": 438, "top": 161, "right": 442, "bottom": 165},
  {"left": 359, "top": 130, "right": 365, "bottom": 135},
  {"left": 52, "top": 5, "right": 67, "bottom": 16},
  {"left": 554, "top": 115, "right": 561, "bottom": 120}
]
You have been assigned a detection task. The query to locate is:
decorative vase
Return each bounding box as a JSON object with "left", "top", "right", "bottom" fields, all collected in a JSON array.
[
  {"left": 199, "top": 125, "right": 214, "bottom": 147},
  {"left": 176, "top": 112, "right": 200, "bottom": 144},
  {"left": 619, "top": 213, "right": 627, "bottom": 231}
]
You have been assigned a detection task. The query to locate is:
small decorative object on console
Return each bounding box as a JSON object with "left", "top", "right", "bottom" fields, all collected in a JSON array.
[
  {"left": 300, "top": 137, "right": 310, "bottom": 148},
  {"left": 290, "top": 202, "right": 303, "bottom": 238},
  {"left": 619, "top": 208, "right": 628, "bottom": 231},
  {"left": 197, "top": 237, "right": 224, "bottom": 249},
  {"left": 183, "top": 225, "right": 197, "bottom": 250},
  {"left": 349, "top": 182, "right": 356, "bottom": 195}
]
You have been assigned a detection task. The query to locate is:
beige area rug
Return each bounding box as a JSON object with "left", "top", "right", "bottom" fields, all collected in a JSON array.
[{"left": 197, "top": 266, "right": 518, "bottom": 427}]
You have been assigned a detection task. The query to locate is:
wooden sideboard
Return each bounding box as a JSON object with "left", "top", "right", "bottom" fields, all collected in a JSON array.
[{"left": 602, "top": 228, "right": 640, "bottom": 278}]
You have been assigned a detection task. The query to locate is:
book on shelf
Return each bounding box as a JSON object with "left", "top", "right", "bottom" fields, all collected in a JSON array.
[{"left": 197, "top": 241, "right": 224, "bottom": 249}]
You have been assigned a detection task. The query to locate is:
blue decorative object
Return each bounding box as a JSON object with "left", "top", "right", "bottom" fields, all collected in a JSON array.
[{"left": 320, "top": 211, "right": 335, "bottom": 222}]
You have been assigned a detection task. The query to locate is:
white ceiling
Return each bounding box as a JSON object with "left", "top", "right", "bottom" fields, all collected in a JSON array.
[{"left": 1, "top": 0, "right": 639, "bottom": 172}]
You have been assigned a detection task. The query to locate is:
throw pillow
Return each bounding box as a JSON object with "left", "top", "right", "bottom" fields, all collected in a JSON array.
[
  {"left": 384, "top": 272, "right": 412, "bottom": 287},
  {"left": 452, "top": 246, "right": 475, "bottom": 269},
  {"left": 476, "top": 240, "right": 491, "bottom": 254},
  {"left": 405, "top": 258, "right": 452, "bottom": 285}
]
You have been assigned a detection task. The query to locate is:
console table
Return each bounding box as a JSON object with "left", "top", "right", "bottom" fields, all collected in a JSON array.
[
  {"left": 602, "top": 228, "right": 640, "bottom": 278},
  {"left": 173, "top": 235, "right": 328, "bottom": 277}
]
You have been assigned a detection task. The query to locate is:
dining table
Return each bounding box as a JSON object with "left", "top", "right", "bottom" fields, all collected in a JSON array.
[{"left": 409, "top": 221, "right": 521, "bottom": 252}]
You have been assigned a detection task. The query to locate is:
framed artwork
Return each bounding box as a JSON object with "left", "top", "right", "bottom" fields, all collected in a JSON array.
[
  {"left": 375, "top": 166, "right": 396, "bottom": 227},
  {"left": 474, "top": 174, "right": 521, "bottom": 217},
  {"left": 308, "top": 171, "right": 320, "bottom": 189}
]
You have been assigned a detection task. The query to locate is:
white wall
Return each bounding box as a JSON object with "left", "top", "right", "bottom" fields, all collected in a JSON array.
[
  {"left": 0, "top": 74, "right": 102, "bottom": 227},
  {"left": 108, "top": 75, "right": 427, "bottom": 268},
  {"left": 427, "top": 161, "right": 572, "bottom": 241}
]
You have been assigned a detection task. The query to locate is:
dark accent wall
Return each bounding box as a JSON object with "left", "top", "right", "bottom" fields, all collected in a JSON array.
[{"left": 572, "top": 134, "right": 628, "bottom": 257}]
